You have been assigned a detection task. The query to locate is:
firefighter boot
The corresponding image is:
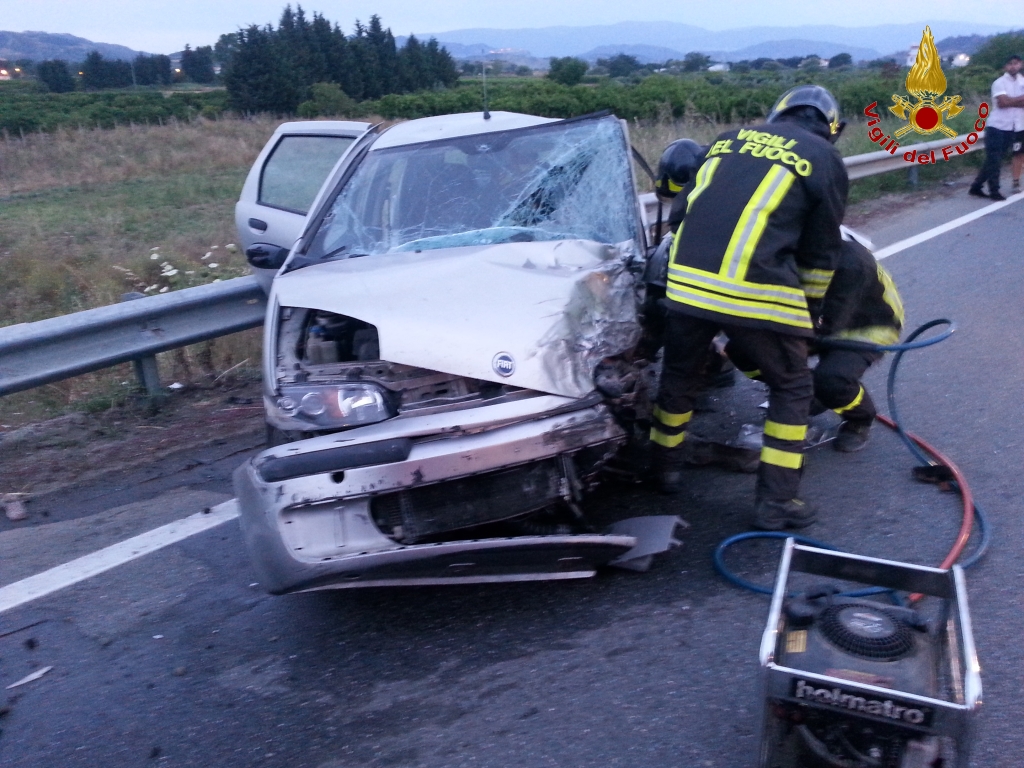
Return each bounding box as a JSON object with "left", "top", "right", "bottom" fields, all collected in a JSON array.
[
  {"left": 834, "top": 420, "right": 871, "bottom": 453},
  {"left": 752, "top": 498, "right": 817, "bottom": 531},
  {"left": 650, "top": 444, "right": 686, "bottom": 495}
]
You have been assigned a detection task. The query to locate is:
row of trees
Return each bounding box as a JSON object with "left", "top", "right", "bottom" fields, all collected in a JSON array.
[
  {"left": 223, "top": 6, "right": 459, "bottom": 113},
  {"left": 547, "top": 51, "right": 859, "bottom": 86},
  {"left": 33, "top": 52, "right": 175, "bottom": 93}
]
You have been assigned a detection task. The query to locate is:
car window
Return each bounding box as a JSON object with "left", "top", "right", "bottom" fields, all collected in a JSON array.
[
  {"left": 305, "top": 116, "right": 638, "bottom": 262},
  {"left": 259, "top": 135, "right": 356, "bottom": 215}
]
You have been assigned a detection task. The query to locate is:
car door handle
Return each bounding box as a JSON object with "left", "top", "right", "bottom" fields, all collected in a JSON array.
[
  {"left": 248, "top": 218, "right": 268, "bottom": 233},
  {"left": 245, "top": 244, "right": 291, "bottom": 270}
]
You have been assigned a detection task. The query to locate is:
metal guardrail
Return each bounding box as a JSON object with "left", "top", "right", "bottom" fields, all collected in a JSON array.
[
  {"left": 0, "top": 133, "right": 985, "bottom": 399},
  {"left": 0, "top": 276, "right": 266, "bottom": 397},
  {"left": 844, "top": 132, "right": 983, "bottom": 181}
]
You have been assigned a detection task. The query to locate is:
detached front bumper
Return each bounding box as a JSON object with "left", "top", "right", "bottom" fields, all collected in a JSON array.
[{"left": 234, "top": 396, "right": 633, "bottom": 593}]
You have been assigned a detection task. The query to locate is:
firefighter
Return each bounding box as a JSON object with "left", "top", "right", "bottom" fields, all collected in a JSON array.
[
  {"left": 650, "top": 85, "right": 848, "bottom": 531},
  {"left": 728, "top": 230, "right": 904, "bottom": 453},
  {"left": 638, "top": 139, "right": 706, "bottom": 360}
]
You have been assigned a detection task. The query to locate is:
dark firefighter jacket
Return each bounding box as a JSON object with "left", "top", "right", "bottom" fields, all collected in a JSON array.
[
  {"left": 666, "top": 120, "right": 848, "bottom": 336},
  {"left": 819, "top": 238, "right": 905, "bottom": 346}
]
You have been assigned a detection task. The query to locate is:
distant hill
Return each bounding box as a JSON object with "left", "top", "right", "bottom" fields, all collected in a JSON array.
[
  {"left": 579, "top": 44, "right": 687, "bottom": 64},
  {"left": 0, "top": 31, "right": 145, "bottom": 62},
  {"left": 935, "top": 34, "right": 997, "bottom": 55},
  {"left": 708, "top": 39, "right": 882, "bottom": 62},
  {"left": 421, "top": 21, "right": 1011, "bottom": 62}
]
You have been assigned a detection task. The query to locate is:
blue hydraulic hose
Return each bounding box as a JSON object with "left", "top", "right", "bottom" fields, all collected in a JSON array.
[{"left": 714, "top": 319, "right": 990, "bottom": 596}]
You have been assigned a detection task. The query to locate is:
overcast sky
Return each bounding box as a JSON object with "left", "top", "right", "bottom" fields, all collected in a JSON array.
[{"left": 2, "top": 0, "right": 1023, "bottom": 53}]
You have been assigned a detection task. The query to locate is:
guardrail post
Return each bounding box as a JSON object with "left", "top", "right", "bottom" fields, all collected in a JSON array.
[
  {"left": 907, "top": 166, "right": 919, "bottom": 187},
  {"left": 120, "top": 292, "right": 162, "bottom": 396}
]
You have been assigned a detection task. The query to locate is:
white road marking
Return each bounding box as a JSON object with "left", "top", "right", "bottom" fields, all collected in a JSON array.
[
  {"left": 0, "top": 500, "right": 239, "bottom": 615},
  {"left": 875, "top": 191, "right": 1024, "bottom": 260}
]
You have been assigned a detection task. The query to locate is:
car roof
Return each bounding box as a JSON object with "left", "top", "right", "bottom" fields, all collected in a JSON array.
[
  {"left": 274, "top": 120, "right": 371, "bottom": 136},
  {"left": 372, "top": 111, "right": 558, "bottom": 150}
]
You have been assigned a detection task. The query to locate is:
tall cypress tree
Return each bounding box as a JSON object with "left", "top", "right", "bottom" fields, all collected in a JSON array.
[{"left": 222, "top": 8, "right": 460, "bottom": 112}]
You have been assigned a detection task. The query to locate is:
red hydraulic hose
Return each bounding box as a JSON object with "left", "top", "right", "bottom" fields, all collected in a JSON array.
[{"left": 875, "top": 414, "right": 975, "bottom": 602}]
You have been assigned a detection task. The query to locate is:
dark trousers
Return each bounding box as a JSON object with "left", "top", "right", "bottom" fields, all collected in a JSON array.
[
  {"left": 813, "top": 349, "right": 881, "bottom": 425},
  {"left": 973, "top": 126, "right": 1013, "bottom": 194},
  {"left": 652, "top": 313, "right": 813, "bottom": 502}
]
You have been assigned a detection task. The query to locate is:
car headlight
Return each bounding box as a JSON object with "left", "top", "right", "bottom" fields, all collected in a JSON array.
[{"left": 273, "top": 383, "right": 392, "bottom": 429}]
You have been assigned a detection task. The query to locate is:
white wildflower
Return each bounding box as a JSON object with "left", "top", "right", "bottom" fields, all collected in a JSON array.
[
  {"left": 163, "top": 268, "right": 179, "bottom": 276},
  {"left": 151, "top": 254, "right": 159, "bottom": 260},
  {"left": 208, "top": 263, "right": 219, "bottom": 269},
  {"left": 225, "top": 243, "right": 237, "bottom": 253},
  {"left": 144, "top": 285, "right": 158, "bottom": 293},
  {"left": 185, "top": 270, "right": 195, "bottom": 275},
  {"left": 150, "top": 246, "right": 160, "bottom": 252},
  {"left": 211, "top": 245, "right": 219, "bottom": 250},
  {"left": 213, "top": 278, "right": 221, "bottom": 283},
  {"left": 202, "top": 252, "right": 212, "bottom": 260},
  {"left": 159, "top": 286, "right": 169, "bottom": 293}
]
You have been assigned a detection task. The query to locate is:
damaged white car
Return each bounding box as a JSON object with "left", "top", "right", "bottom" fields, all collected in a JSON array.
[{"left": 234, "top": 110, "right": 681, "bottom": 593}]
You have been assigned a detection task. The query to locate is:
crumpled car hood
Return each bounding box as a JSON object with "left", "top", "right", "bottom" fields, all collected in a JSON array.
[{"left": 271, "top": 239, "right": 640, "bottom": 398}]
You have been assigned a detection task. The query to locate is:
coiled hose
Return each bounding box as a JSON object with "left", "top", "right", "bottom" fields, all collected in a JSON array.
[{"left": 713, "top": 319, "right": 991, "bottom": 600}]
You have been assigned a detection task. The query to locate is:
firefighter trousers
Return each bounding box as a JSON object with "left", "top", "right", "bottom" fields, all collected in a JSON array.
[
  {"left": 652, "top": 313, "right": 813, "bottom": 502},
  {"left": 812, "top": 348, "right": 881, "bottom": 425}
]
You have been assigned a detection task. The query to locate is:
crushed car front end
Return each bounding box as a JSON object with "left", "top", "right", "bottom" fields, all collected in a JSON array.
[{"left": 234, "top": 111, "right": 663, "bottom": 593}]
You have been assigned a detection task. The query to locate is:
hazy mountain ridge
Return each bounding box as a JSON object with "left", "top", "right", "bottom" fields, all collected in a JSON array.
[
  {"left": 421, "top": 21, "right": 1010, "bottom": 61},
  {"left": 0, "top": 30, "right": 145, "bottom": 62}
]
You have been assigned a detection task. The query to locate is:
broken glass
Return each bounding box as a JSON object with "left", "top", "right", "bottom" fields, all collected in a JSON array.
[{"left": 303, "top": 116, "right": 639, "bottom": 264}]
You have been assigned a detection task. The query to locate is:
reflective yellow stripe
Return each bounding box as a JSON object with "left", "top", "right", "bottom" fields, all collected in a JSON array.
[
  {"left": 798, "top": 267, "right": 834, "bottom": 300},
  {"left": 760, "top": 445, "right": 804, "bottom": 469},
  {"left": 741, "top": 369, "right": 762, "bottom": 379},
  {"left": 665, "top": 281, "right": 814, "bottom": 329},
  {"left": 764, "top": 420, "right": 807, "bottom": 441},
  {"left": 830, "top": 326, "right": 900, "bottom": 345},
  {"left": 797, "top": 268, "right": 834, "bottom": 284},
  {"left": 668, "top": 264, "right": 808, "bottom": 307},
  {"left": 685, "top": 156, "right": 720, "bottom": 213},
  {"left": 877, "top": 264, "right": 905, "bottom": 328},
  {"left": 650, "top": 427, "right": 686, "bottom": 448},
  {"left": 667, "top": 178, "right": 684, "bottom": 194},
  {"left": 721, "top": 165, "right": 796, "bottom": 281},
  {"left": 669, "top": 158, "right": 721, "bottom": 265},
  {"left": 653, "top": 406, "right": 692, "bottom": 428},
  {"left": 834, "top": 386, "right": 865, "bottom": 415}
]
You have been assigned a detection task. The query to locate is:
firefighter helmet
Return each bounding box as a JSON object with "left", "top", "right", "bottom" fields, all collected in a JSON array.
[
  {"left": 767, "top": 85, "right": 843, "bottom": 140},
  {"left": 655, "top": 138, "right": 704, "bottom": 198}
]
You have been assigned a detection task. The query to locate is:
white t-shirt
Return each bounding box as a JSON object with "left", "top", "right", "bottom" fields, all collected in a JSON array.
[{"left": 988, "top": 72, "right": 1024, "bottom": 132}]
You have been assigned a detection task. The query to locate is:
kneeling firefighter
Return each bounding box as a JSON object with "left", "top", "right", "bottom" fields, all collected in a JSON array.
[
  {"left": 650, "top": 85, "right": 849, "bottom": 531},
  {"left": 729, "top": 230, "right": 905, "bottom": 453}
]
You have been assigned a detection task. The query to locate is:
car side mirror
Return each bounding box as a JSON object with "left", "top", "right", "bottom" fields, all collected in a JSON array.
[{"left": 246, "top": 244, "right": 291, "bottom": 270}]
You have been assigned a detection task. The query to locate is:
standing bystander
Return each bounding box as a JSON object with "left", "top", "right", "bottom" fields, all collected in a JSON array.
[{"left": 970, "top": 54, "right": 1024, "bottom": 201}]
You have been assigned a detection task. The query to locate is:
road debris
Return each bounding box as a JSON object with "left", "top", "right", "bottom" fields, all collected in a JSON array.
[
  {"left": 6, "top": 666, "right": 53, "bottom": 689},
  {"left": 2, "top": 493, "right": 29, "bottom": 522}
]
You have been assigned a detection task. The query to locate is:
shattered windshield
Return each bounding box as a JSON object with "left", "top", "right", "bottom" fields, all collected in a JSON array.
[{"left": 303, "top": 116, "right": 638, "bottom": 262}]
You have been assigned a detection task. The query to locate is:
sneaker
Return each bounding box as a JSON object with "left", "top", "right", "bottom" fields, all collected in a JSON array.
[
  {"left": 752, "top": 498, "right": 817, "bottom": 531},
  {"left": 834, "top": 421, "right": 871, "bottom": 453},
  {"left": 990, "top": 191, "right": 1007, "bottom": 201},
  {"left": 968, "top": 186, "right": 988, "bottom": 198}
]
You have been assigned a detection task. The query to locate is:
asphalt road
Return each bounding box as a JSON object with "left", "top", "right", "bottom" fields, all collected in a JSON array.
[{"left": 1, "top": 189, "right": 1021, "bottom": 767}]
